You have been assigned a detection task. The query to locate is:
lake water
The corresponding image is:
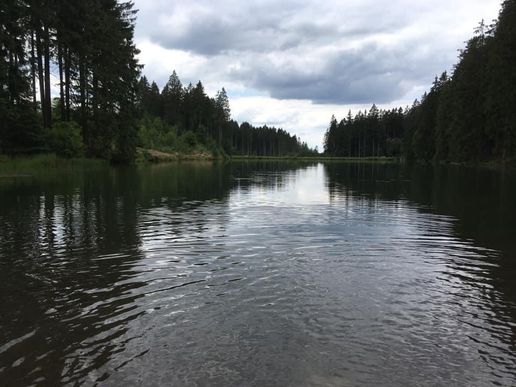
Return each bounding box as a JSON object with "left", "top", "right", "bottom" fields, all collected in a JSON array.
[{"left": 0, "top": 161, "right": 515, "bottom": 386}]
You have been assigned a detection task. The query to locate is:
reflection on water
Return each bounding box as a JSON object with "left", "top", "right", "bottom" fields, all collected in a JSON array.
[{"left": 0, "top": 161, "right": 515, "bottom": 386}]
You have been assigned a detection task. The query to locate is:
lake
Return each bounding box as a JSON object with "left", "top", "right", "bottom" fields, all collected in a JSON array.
[{"left": 0, "top": 161, "right": 515, "bottom": 386}]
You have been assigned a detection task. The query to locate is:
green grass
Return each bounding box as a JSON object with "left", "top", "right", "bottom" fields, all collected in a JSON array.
[{"left": 0, "top": 154, "right": 107, "bottom": 176}]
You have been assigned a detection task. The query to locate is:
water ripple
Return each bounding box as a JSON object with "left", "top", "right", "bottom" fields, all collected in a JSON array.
[{"left": 0, "top": 163, "right": 515, "bottom": 386}]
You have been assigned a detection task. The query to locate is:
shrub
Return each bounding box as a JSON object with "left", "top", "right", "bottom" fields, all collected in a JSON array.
[
  {"left": 0, "top": 98, "right": 44, "bottom": 153},
  {"left": 46, "top": 121, "right": 84, "bottom": 158},
  {"left": 138, "top": 116, "right": 163, "bottom": 149},
  {"left": 162, "top": 130, "right": 178, "bottom": 148},
  {"left": 180, "top": 131, "right": 197, "bottom": 149}
]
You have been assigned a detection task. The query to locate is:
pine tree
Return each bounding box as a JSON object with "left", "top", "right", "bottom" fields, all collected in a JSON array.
[
  {"left": 0, "top": 0, "right": 43, "bottom": 152},
  {"left": 486, "top": 0, "right": 516, "bottom": 160},
  {"left": 161, "top": 70, "right": 183, "bottom": 127},
  {"left": 215, "top": 88, "right": 230, "bottom": 146},
  {"left": 448, "top": 29, "right": 488, "bottom": 161},
  {"left": 323, "top": 115, "right": 338, "bottom": 155}
]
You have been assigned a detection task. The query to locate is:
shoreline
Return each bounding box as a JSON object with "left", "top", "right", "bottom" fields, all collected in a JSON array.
[
  {"left": 1, "top": 153, "right": 514, "bottom": 177},
  {"left": 137, "top": 148, "right": 216, "bottom": 162},
  {"left": 228, "top": 155, "right": 401, "bottom": 162}
]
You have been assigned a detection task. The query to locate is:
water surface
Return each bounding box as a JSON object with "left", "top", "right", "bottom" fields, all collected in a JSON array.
[{"left": 1, "top": 162, "right": 515, "bottom": 386}]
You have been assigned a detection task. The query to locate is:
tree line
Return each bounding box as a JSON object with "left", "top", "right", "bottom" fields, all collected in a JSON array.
[
  {"left": 0, "top": 1, "right": 314, "bottom": 161},
  {"left": 0, "top": 0, "right": 140, "bottom": 161},
  {"left": 324, "top": 106, "right": 405, "bottom": 158},
  {"left": 325, "top": 0, "right": 516, "bottom": 162},
  {"left": 136, "top": 71, "right": 315, "bottom": 157}
]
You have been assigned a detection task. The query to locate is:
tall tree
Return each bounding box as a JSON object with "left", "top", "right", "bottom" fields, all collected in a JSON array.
[
  {"left": 215, "top": 88, "right": 230, "bottom": 146},
  {"left": 486, "top": 0, "right": 516, "bottom": 160},
  {"left": 161, "top": 70, "right": 183, "bottom": 127}
]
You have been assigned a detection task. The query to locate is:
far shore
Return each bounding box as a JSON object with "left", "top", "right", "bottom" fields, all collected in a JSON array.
[{"left": 1, "top": 153, "right": 514, "bottom": 178}]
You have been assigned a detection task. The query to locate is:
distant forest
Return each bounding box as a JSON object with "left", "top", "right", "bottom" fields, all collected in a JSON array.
[
  {"left": 137, "top": 73, "right": 315, "bottom": 158},
  {"left": 325, "top": 0, "right": 516, "bottom": 162},
  {"left": 0, "top": 1, "right": 314, "bottom": 161}
]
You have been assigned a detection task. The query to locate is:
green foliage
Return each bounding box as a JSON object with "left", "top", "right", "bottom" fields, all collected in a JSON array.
[
  {"left": 138, "top": 116, "right": 166, "bottom": 149},
  {"left": 407, "top": 7, "right": 516, "bottom": 162},
  {"left": 136, "top": 71, "right": 316, "bottom": 158},
  {"left": 162, "top": 131, "right": 178, "bottom": 149},
  {"left": 0, "top": 99, "right": 44, "bottom": 153},
  {"left": 0, "top": 0, "right": 141, "bottom": 161},
  {"left": 325, "top": 1, "right": 516, "bottom": 163},
  {"left": 161, "top": 71, "right": 183, "bottom": 127},
  {"left": 324, "top": 108, "right": 405, "bottom": 158},
  {"left": 45, "top": 121, "right": 84, "bottom": 158},
  {"left": 137, "top": 115, "right": 208, "bottom": 155},
  {"left": 485, "top": 0, "right": 516, "bottom": 160},
  {"left": 180, "top": 131, "right": 197, "bottom": 149},
  {"left": 0, "top": 154, "right": 107, "bottom": 178},
  {"left": 0, "top": 2, "right": 315, "bottom": 161},
  {"left": 113, "top": 109, "right": 139, "bottom": 163}
]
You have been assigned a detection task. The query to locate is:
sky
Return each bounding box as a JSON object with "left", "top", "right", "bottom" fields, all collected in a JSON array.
[{"left": 133, "top": 0, "right": 501, "bottom": 149}]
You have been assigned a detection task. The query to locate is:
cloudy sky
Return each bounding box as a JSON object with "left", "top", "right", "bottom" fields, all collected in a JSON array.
[{"left": 133, "top": 0, "right": 501, "bottom": 149}]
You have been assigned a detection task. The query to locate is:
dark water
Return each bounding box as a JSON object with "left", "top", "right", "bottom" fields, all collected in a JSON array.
[{"left": 1, "top": 162, "right": 515, "bottom": 386}]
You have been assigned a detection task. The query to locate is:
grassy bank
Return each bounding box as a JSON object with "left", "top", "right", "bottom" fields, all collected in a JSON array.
[
  {"left": 0, "top": 150, "right": 218, "bottom": 176},
  {"left": 449, "top": 158, "right": 516, "bottom": 171},
  {"left": 1, "top": 154, "right": 512, "bottom": 178},
  {"left": 0, "top": 154, "right": 108, "bottom": 177}
]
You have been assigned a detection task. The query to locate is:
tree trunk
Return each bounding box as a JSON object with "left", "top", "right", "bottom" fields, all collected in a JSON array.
[
  {"left": 30, "top": 32, "right": 37, "bottom": 111},
  {"left": 58, "top": 44, "right": 65, "bottom": 121},
  {"left": 36, "top": 28, "right": 46, "bottom": 127},
  {"left": 44, "top": 25, "right": 52, "bottom": 128},
  {"left": 64, "top": 49, "right": 71, "bottom": 121},
  {"left": 79, "top": 58, "right": 88, "bottom": 145},
  {"left": 8, "top": 51, "right": 14, "bottom": 103}
]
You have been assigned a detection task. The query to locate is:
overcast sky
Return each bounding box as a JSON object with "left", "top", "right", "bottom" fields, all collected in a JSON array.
[{"left": 133, "top": 0, "right": 501, "bottom": 149}]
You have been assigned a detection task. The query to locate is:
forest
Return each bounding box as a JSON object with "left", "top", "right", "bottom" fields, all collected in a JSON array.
[
  {"left": 137, "top": 73, "right": 315, "bottom": 158},
  {"left": 324, "top": 0, "right": 516, "bottom": 163},
  {"left": 0, "top": 1, "right": 314, "bottom": 162}
]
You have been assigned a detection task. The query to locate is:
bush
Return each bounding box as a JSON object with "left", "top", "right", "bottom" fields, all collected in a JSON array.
[
  {"left": 0, "top": 98, "right": 44, "bottom": 153},
  {"left": 162, "top": 130, "right": 178, "bottom": 148},
  {"left": 46, "top": 121, "right": 84, "bottom": 158},
  {"left": 180, "top": 131, "right": 197, "bottom": 149},
  {"left": 138, "top": 116, "right": 163, "bottom": 149}
]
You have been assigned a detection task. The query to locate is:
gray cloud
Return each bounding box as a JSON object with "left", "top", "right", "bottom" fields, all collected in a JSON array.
[
  {"left": 134, "top": 0, "right": 501, "bottom": 105},
  {"left": 230, "top": 43, "right": 433, "bottom": 104},
  {"left": 144, "top": 0, "right": 409, "bottom": 56}
]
